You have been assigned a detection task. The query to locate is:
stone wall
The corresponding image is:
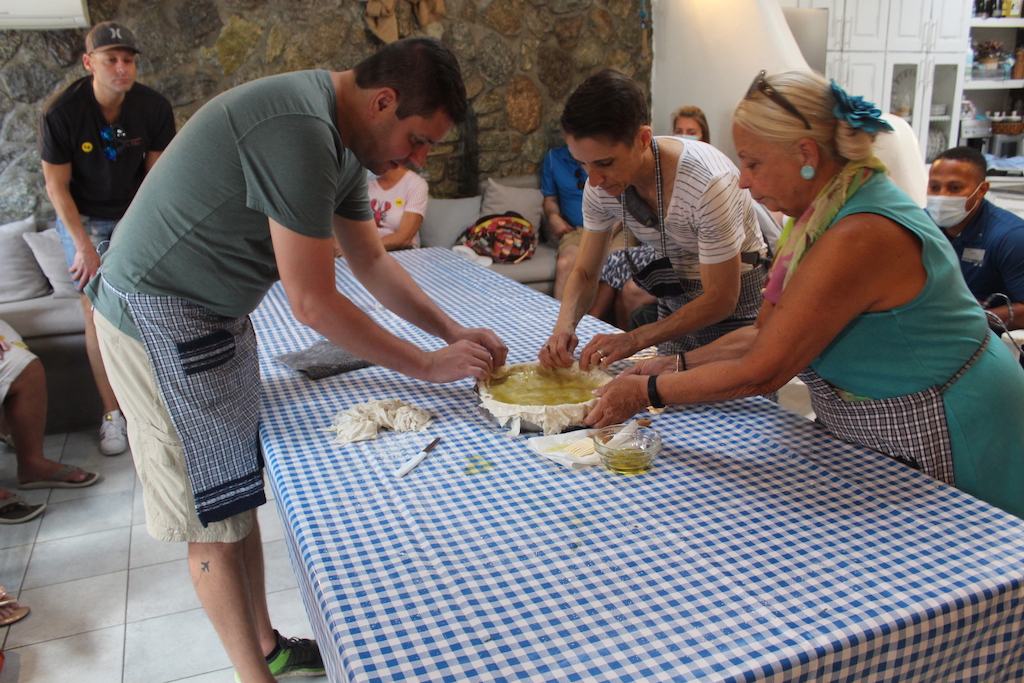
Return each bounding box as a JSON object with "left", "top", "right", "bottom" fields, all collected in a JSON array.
[{"left": 0, "top": 0, "right": 651, "bottom": 223}]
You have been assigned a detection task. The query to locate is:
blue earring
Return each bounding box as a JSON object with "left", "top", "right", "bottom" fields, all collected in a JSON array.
[{"left": 800, "top": 165, "right": 816, "bottom": 180}]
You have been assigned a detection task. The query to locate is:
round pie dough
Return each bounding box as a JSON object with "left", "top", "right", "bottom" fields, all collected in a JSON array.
[{"left": 478, "top": 362, "right": 612, "bottom": 436}]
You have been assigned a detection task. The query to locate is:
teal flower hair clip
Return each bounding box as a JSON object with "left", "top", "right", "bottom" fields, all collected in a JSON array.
[{"left": 829, "top": 81, "right": 893, "bottom": 134}]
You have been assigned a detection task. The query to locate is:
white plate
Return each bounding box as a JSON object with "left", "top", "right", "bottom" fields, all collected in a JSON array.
[{"left": 527, "top": 429, "right": 600, "bottom": 469}]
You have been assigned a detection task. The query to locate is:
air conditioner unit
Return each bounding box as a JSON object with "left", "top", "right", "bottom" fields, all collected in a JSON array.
[{"left": 0, "top": 0, "right": 90, "bottom": 29}]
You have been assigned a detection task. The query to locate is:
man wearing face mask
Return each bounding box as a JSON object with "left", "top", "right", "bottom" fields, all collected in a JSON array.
[{"left": 927, "top": 146, "right": 1024, "bottom": 331}]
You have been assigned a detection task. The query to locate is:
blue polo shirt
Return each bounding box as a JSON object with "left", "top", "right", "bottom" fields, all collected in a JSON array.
[
  {"left": 541, "top": 145, "right": 586, "bottom": 228},
  {"left": 947, "top": 199, "right": 1024, "bottom": 304}
]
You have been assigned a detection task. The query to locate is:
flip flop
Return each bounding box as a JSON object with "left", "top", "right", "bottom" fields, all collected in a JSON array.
[
  {"left": 0, "top": 495, "right": 46, "bottom": 524},
  {"left": 0, "top": 605, "right": 29, "bottom": 626},
  {"left": 18, "top": 465, "right": 99, "bottom": 490}
]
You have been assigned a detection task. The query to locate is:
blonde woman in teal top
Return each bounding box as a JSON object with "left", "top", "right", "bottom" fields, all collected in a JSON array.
[{"left": 586, "top": 71, "right": 1024, "bottom": 519}]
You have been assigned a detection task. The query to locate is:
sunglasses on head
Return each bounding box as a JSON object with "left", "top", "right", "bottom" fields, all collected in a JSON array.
[
  {"left": 574, "top": 166, "right": 585, "bottom": 191},
  {"left": 100, "top": 125, "right": 127, "bottom": 160},
  {"left": 745, "top": 70, "right": 811, "bottom": 130}
]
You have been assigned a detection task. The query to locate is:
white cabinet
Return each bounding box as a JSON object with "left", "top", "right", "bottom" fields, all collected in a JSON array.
[
  {"left": 886, "top": 0, "right": 969, "bottom": 53},
  {"left": 930, "top": 0, "right": 972, "bottom": 52},
  {"left": 844, "top": 0, "right": 890, "bottom": 51},
  {"left": 778, "top": 0, "right": 978, "bottom": 163},
  {"left": 886, "top": 0, "right": 928, "bottom": 51},
  {"left": 780, "top": 0, "right": 871, "bottom": 52},
  {"left": 833, "top": 51, "right": 888, "bottom": 105},
  {"left": 884, "top": 51, "right": 965, "bottom": 161}
]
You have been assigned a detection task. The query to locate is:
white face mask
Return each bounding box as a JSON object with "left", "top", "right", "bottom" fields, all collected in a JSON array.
[
  {"left": 926, "top": 185, "right": 981, "bottom": 228},
  {"left": 678, "top": 134, "right": 701, "bottom": 141}
]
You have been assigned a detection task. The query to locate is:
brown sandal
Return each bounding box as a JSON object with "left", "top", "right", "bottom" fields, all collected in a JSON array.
[
  {"left": 0, "top": 604, "right": 29, "bottom": 626},
  {"left": 0, "top": 495, "right": 45, "bottom": 524}
]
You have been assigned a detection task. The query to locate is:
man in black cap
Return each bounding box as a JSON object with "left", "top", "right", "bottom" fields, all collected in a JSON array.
[{"left": 39, "top": 21, "right": 175, "bottom": 457}]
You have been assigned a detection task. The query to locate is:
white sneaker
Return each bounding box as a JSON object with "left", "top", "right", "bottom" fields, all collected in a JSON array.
[{"left": 99, "top": 410, "right": 127, "bottom": 456}]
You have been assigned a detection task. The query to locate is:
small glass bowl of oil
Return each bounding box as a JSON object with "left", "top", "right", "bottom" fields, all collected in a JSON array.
[{"left": 593, "top": 424, "right": 661, "bottom": 474}]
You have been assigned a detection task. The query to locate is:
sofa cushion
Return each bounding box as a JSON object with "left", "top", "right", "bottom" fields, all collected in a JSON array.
[
  {"left": 420, "top": 195, "right": 482, "bottom": 248},
  {"left": 0, "top": 293, "right": 85, "bottom": 338},
  {"left": 0, "top": 217, "right": 50, "bottom": 304},
  {"left": 480, "top": 179, "right": 544, "bottom": 234},
  {"left": 23, "top": 228, "right": 78, "bottom": 299},
  {"left": 488, "top": 242, "right": 557, "bottom": 294}
]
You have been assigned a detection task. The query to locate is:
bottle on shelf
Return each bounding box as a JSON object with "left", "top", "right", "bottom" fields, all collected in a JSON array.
[
  {"left": 993, "top": 0, "right": 1004, "bottom": 18},
  {"left": 976, "top": 0, "right": 990, "bottom": 18}
]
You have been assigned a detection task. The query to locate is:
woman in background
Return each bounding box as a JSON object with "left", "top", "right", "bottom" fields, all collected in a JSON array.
[
  {"left": 368, "top": 166, "right": 428, "bottom": 251},
  {"left": 587, "top": 71, "right": 1024, "bottom": 519},
  {"left": 671, "top": 105, "right": 711, "bottom": 142}
]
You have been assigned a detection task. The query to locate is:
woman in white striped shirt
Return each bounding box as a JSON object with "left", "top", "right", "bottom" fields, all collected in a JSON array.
[{"left": 539, "top": 69, "right": 769, "bottom": 372}]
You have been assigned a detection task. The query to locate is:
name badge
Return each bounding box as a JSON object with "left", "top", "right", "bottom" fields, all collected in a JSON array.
[{"left": 962, "top": 248, "right": 985, "bottom": 266}]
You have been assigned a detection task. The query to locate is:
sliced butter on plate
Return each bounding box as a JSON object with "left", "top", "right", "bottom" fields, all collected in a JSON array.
[{"left": 526, "top": 430, "right": 600, "bottom": 469}]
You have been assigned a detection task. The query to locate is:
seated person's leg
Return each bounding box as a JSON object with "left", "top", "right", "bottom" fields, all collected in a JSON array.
[
  {"left": 618, "top": 279, "right": 657, "bottom": 330},
  {"left": 554, "top": 227, "right": 586, "bottom": 300},
  {"left": 589, "top": 282, "right": 618, "bottom": 325},
  {"left": 0, "top": 321, "right": 97, "bottom": 487}
]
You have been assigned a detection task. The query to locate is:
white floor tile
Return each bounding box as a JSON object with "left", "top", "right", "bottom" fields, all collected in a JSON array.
[
  {"left": 2, "top": 428, "right": 334, "bottom": 682},
  {"left": 0, "top": 513, "right": 42, "bottom": 551},
  {"left": 129, "top": 523, "right": 188, "bottom": 569},
  {"left": 132, "top": 481, "right": 146, "bottom": 525},
  {"left": 42, "top": 433, "right": 67, "bottom": 461},
  {"left": 168, "top": 669, "right": 236, "bottom": 682},
  {"left": 0, "top": 624, "right": 124, "bottom": 683},
  {"left": 261, "top": 539, "right": 300, "bottom": 594},
  {"left": 61, "top": 429, "right": 100, "bottom": 454},
  {"left": 5, "top": 570, "right": 128, "bottom": 648},
  {"left": 126, "top": 559, "right": 200, "bottom": 623},
  {"left": 257, "top": 498, "right": 285, "bottom": 544},
  {"left": 34, "top": 489, "right": 133, "bottom": 543},
  {"left": 47, "top": 450, "right": 137, "bottom": 504},
  {"left": 265, "top": 587, "right": 317, "bottom": 642},
  {"left": 23, "top": 527, "right": 130, "bottom": 589},
  {"left": 124, "top": 608, "right": 231, "bottom": 683},
  {"left": 0, "top": 542, "right": 31, "bottom": 593}
]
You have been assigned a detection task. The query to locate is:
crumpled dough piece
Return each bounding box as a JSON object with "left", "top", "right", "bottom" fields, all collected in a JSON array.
[{"left": 327, "top": 398, "right": 434, "bottom": 444}]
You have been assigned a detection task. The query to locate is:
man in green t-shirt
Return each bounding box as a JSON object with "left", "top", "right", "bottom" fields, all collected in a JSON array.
[{"left": 86, "top": 38, "right": 506, "bottom": 681}]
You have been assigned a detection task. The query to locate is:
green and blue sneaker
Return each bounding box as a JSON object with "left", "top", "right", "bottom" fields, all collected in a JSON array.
[{"left": 236, "top": 630, "right": 326, "bottom": 680}]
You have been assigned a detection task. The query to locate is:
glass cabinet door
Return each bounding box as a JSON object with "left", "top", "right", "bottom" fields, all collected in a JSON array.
[
  {"left": 924, "top": 58, "right": 963, "bottom": 163},
  {"left": 885, "top": 56, "right": 923, "bottom": 131}
]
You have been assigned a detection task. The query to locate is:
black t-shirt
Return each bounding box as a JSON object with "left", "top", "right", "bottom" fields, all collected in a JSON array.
[{"left": 40, "top": 76, "right": 175, "bottom": 220}]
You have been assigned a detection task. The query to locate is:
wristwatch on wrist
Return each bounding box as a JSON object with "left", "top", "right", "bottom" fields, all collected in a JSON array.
[{"left": 647, "top": 375, "right": 665, "bottom": 409}]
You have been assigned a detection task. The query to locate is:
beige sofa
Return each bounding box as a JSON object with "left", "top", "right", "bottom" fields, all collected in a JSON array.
[
  {"left": 419, "top": 176, "right": 558, "bottom": 295},
  {"left": 0, "top": 218, "right": 102, "bottom": 434}
]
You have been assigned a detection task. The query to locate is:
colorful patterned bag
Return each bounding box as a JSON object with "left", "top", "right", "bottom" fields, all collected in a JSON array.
[{"left": 457, "top": 212, "right": 537, "bottom": 263}]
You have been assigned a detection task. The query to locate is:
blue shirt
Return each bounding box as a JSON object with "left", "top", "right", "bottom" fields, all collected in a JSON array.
[
  {"left": 948, "top": 199, "right": 1024, "bottom": 304},
  {"left": 541, "top": 145, "right": 586, "bottom": 228}
]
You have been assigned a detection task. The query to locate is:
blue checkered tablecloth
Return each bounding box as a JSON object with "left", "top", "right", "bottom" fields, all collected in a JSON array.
[{"left": 252, "top": 248, "right": 1024, "bottom": 683}]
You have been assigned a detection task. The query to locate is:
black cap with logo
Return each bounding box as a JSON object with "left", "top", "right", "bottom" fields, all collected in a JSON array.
[{"left": 85, "top": 21, "right": 140, "bottom": 54}]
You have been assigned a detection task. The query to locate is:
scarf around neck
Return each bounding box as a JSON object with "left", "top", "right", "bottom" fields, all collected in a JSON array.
[{"left": 762, "top": 157, "right": 887, "bottom": 305}]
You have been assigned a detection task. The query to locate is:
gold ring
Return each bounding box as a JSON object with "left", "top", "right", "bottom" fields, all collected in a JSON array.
[{"left": 597, "top": 349, "right": 606, "bottom": 358}]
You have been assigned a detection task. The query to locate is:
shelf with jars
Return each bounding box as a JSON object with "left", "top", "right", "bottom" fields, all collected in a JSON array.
[
  {"left": 960, "top": 3, "right": 1024, "bottom": 155},
  {"left": 970, "top": 0, "right": 1024, "bottom": 22}
]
